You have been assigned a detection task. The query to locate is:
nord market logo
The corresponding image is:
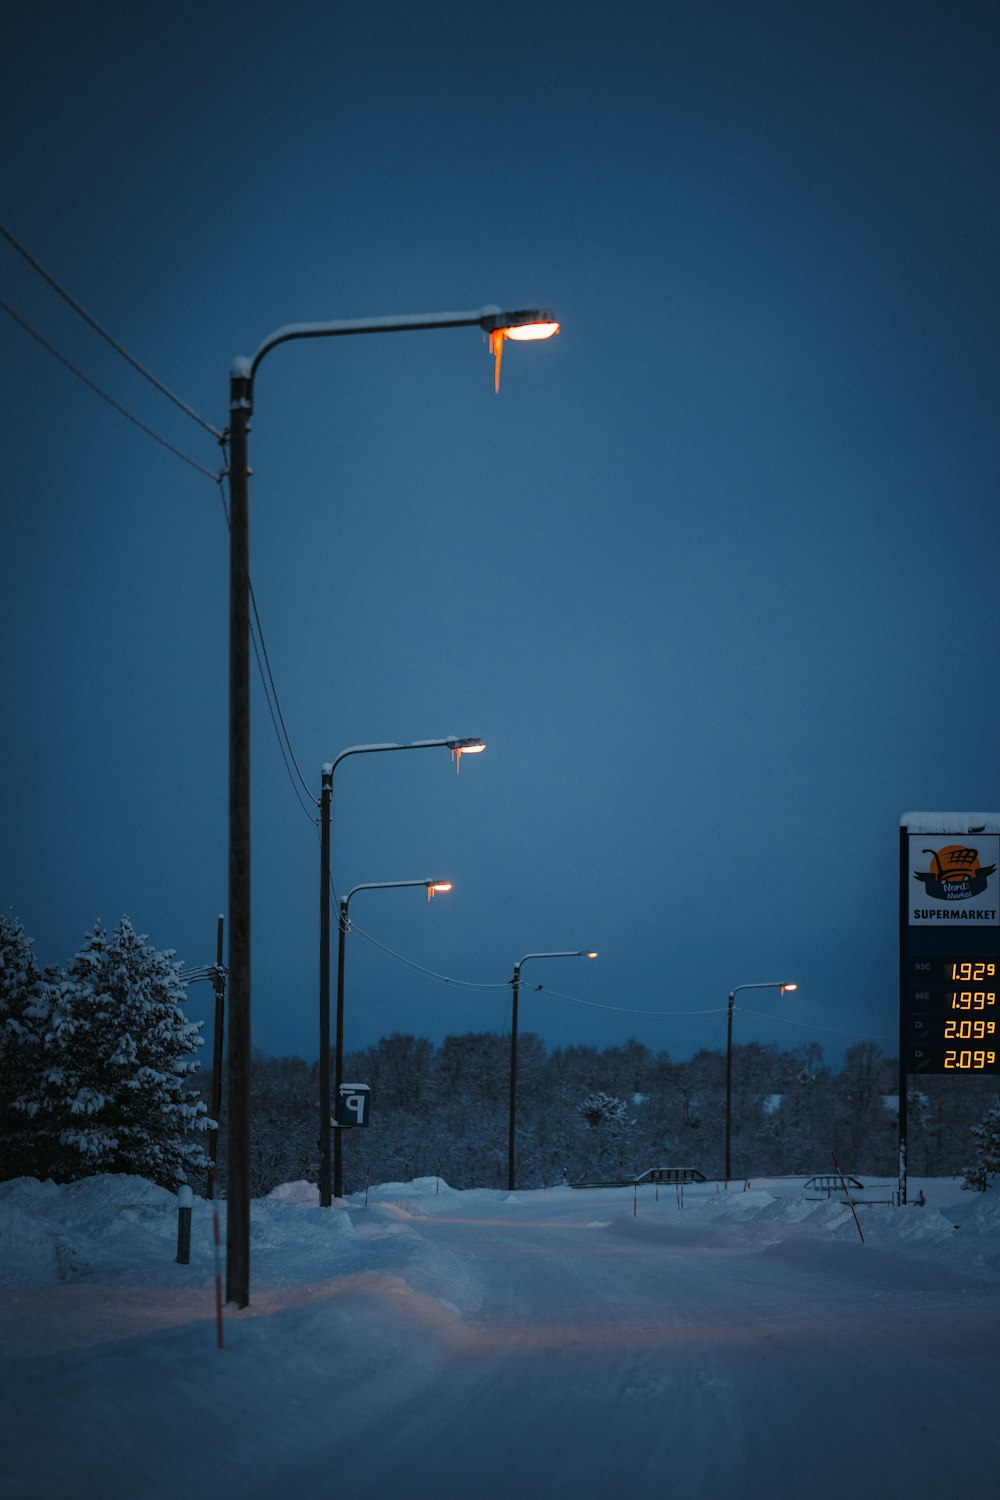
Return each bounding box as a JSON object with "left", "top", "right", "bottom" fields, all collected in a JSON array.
[{"left": 915, "top": 844, "right": 997, "bottom": 902}]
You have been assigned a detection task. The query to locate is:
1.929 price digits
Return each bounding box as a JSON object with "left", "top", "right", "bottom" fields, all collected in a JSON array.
[{"left": 949, "top": 961, "right": 997, "bottom": 981}]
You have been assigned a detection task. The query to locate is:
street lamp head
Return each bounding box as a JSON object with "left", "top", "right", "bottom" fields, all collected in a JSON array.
[
  {"left": 585, "top": 951, "right": 598, "bottom": 959},
  {"left": 427, "top": 881, "right": 453, "bottom": 899},
  {"left": 478, "top": 307, "right": 559, "bottom": 335},
  {"left": 479, "top": 307, "right": 560, "bottom": 392},
  {"left": 781, "top": 983, "right": 798, "bottom": 995},
  {"left": 448, "top": 736, "right": 486, "bottom": 772}
]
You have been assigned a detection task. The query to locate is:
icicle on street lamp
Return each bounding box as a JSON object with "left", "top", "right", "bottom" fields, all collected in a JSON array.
[
  {"left": 725, "top": 981, "right": 798, "bottom": 1185},
  {"left": 508, "top": 950, "right": 598, "bottom": 1191},
  {"left": 318, "top": 737, "right": 483, "bottom": 1207},
  {"left": 333, "top": 880, "right": 453, "bottom": 1200},
  {"left": 224, "top": 305, "right": 556, "bottom": 1307}
]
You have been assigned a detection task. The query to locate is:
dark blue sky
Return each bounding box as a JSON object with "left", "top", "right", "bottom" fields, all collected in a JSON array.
[{"left": 3, "top": 1, "right": 999, "bottom": 1071}]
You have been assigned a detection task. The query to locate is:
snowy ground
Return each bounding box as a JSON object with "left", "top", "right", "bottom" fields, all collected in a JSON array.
[{"left": 2, "top": 1172, "right": 999, "bottom": 1500}]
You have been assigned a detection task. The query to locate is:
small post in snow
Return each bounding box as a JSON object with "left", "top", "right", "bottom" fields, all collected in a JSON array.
[{"left": 175, "top": 1184, "right": 193, "bottom": 1265}]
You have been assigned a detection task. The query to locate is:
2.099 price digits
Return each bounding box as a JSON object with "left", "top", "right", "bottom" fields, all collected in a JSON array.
[
  {"left": 944, "top": 1018, "right": 996, "bottom": 1039},
  {"left": 943, "top": 1049, "right": 997, "bottom": 1070}
]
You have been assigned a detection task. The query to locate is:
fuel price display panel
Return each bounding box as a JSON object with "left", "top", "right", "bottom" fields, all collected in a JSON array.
[
  {"left": 902, "top": 818, "right": 1000, "bottom": 1077},
  {"left": 907, "top": 955, "right": 1000, "bottom": 1073}
]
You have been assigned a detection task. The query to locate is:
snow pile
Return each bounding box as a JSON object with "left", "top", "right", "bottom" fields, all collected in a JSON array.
[{"left": 0, "top": 1173, "right": 177, "bottom": 1287}]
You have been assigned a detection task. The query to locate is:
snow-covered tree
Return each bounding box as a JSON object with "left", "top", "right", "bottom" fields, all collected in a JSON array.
[
  {"left": 0, "top": 914, "right": 56, "bottom": 1178},
  {"left": 577, "top": 1091, "right": 632, "bottom": 1129},
  {"left": 39, "top": 918, "right": 210, "bottom": 1187},
  {"left": 962, "top": 1098, "right": 1000, "bottom": 1191}
]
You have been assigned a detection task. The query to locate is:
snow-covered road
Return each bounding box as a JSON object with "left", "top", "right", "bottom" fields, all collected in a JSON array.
[
  {"left": 323, "top": 1188, "right": 1000, "bottom": 1499},
  {"left": 3, "top": 1175, "right": 999, "bottom": 1499}
]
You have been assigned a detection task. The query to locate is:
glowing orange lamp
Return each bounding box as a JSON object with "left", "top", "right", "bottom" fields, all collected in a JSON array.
[
  {"left": 451, "top": 739, "right": 486, "bottom": 772},
  {"left": 487, "top": 316, "right": 560, "bottom": 391}
]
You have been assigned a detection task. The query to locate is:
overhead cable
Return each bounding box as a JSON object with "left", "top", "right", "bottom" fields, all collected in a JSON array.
[
  {"left": 4, "top": 287, "right": 315, "bottom": 827},
  {"left": 0, "top": 222, "right": 223, "bottom": 438},
  {"left": 213, "top": 470, "right": 317, "bottom": 824},
  {"left": 0, "top": 297, "right": 222, "bottom": 481},
  {"left": 736, "top": 1005, "right": 895, "bottom": 1043},
  {"left": 250, "top": 579, "right": 315, "bottom": 806}
]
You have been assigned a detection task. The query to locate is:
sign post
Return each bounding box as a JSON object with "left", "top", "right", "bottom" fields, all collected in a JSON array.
[{"left": 899, "top": 812, "right": 1000, "bottom": 1204}]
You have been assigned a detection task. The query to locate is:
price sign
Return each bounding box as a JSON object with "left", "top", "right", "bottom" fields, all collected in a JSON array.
[{"left": 902, "top": 819, "right": 1000, "bottom": 1076}]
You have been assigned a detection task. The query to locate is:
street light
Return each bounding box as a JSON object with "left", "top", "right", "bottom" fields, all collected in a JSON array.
[
  {"left": 318, "top": 737, "right": 483, "bottom": 1207},
  {"left": 508, "top": 950, "right": 598, "bottom": 1191},
  {"left": 333, "top": 879, "right": 453, "bottom": 1200},
  {"left": 724, "top": 981, "right": 798, "bottom": 1184},
  {"left": 225, "top": 304, "right": 556, "bottom": 1305}
]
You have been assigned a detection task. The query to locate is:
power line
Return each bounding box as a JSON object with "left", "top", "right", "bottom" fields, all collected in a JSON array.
[
  {"left": 1, "top": 297, "right": 223, "bottom": 481},
  {"left": 533, "top": 984, "right": 730, "bottom": 1019},
  {"left": 4, "top": 288, "right": 314, "bottom": 827},
  {"left": 3, "top": 250, "right": 316, "bottom": 836},
  {"left": 0, "top": 222, "right": 222, "bottom": 438},
  {"left": 332, "top": 925, "right": 896, "bottom": 1046},
  {"left": 213, "top": 471, "right": 318, "bottom": 825},
  {"left": 344, "top": 922, "right": 732, "bottom": 1016},
  {"left": 250, "top": 579, "right": 315, "bottom": 806},
  {"left": 736, "top": 1005, "right": 895, "bottom": 1043},
  {"left": 346, "top": 919, "right": 511, "bottom": 991},
  {"left": 250, "top": 617, "right": 319, "bottom": 824}
]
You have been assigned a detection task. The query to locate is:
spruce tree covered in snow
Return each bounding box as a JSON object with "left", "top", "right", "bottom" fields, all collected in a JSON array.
[
  {"left": 962, "top": 1099, "right": 1000, "bottom": 1191},
  {"left": 577, "top": 1091, "right": 632, "bottom": 1129},
  {"left": 39, "top": 918, "right": 210, "bottom": 1187},
  {"left": 575, "top": 1091, "right": 635, "bottom": 1178},
  {"left": 0, "top": 914, "right": 56, "bottom": 1178}
]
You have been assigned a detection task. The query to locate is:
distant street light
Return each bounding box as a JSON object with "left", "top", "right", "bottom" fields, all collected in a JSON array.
[
  {"left": 318, "top": 737, "right": 483, "bottom": 1207},
  {"left": 725, "top": 981, "right": 798, "bottom": 1184},
  {"left": 225, "top": 304, "right": 557, "bottom": 1306},
  {"left": 508, "top": 950, "right": 598, "bottom": 1191},
  {"left": 334, "top": 880, "right": 453, "bottom": 1199}
]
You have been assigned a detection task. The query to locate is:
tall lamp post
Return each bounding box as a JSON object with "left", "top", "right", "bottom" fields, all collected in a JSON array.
[
  {"left": 508, "top": 950, "right": 598, "bottom": 1191},
  {"left": 334, "top": 879, "right": 453, "bottom": 1199},
  {"left": 225, "top": 305, "right": 557, "bottom": 1305},
  {"left": 318, "top": 736, "right": 483, "bottom": 1208},
  {"left": 725, "top": 981, "right": 798, "bottom": 1184}
]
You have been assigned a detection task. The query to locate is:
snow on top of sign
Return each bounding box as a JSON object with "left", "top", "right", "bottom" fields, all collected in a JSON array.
[{"left": 901, "top": 812, "right": 1000, "bottom": 833}]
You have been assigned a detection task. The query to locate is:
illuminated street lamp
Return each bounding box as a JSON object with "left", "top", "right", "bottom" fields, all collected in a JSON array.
[
  {"left": 225, "top": 304, "right": 556, "bottom": 1305},
  {"left": 334, "top": 879, "right": 453, "bottom": 1199},
  {"left": 508, "top": 950, "right": 598, "bottom": 1190},
  {"left": 725, "top": 981, "right": 798, "bottom": 1184},
  {"left": 318, "top": 737, "right": 483, "bottom": 1207}
]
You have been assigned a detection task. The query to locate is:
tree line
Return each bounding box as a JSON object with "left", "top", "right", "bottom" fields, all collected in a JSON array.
[
  {"left": 3, "top": 913, "right": 998, "bottom": 1197},
  {"left": 198, "top": 1030, "right": 998, "bottom": 1198}
]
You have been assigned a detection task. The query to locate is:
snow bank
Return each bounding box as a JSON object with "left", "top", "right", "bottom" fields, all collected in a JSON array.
[{"left": 2, "top": 1173, "right": 1000, "bottom": 1500}]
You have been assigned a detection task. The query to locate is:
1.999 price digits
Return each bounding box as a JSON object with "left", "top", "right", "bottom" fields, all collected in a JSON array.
[{"left": 949, "top": 991, "right": 996, "bottom": 1011}]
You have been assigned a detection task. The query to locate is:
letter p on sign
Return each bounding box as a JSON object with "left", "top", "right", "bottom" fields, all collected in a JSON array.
[{"left": 335, "top": 1083, "right": 371, "bottom": 1128}]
